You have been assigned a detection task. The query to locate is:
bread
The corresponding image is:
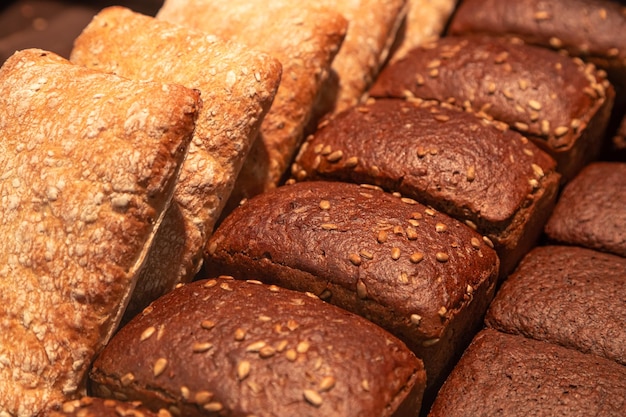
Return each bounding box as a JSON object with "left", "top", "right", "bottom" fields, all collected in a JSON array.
[
  {"left": 70, "top": 6, "right": 282, "bottom": 319},
  {"left": 447, "top": 0, "right": 626, "bottom": 99},
  {"left": 292, "top": 98, "right": 560, "bottom": 277},
  {"left": 0, "top": 48, "right": 198, "bottom": 415},
  {"left": 428, "top": 329, "right": 626, "bottom": 417},
  {"left": 204, "top": 180, "right": 499, "bottom": 402},
  {"left": 44, "top": 397, "right": 165, "bottom": 417},
  {"left": 369, "top": 34, "right": 615, "bottom": 182},
  {"left": 156, "top": 0, "right": 348, "bottom": 206},
  {"left": 544, "top": 161, "right": 626, "bottom": 257},
  {"left": 89, "top": 277, "right": 426, "bottom": 417},
  {"left": 388, "top": 0, "right": 458, "bottom": 63},
  {"left": 486, "top": 245, "right": 626, "bottom": 366}
]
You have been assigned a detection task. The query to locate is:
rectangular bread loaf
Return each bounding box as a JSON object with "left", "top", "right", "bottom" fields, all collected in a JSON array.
[
  {"left": 485, "top": 245, "right": 626, "bottom": 366},
  {"left": 369, "top": 35, "right": 615, "bottom": 182},
  {"left": 292, "top": 98, "right": 560, "bottom": 277},
  {"left": 204, "top": 180, "right": 499, "bottom": 403}
]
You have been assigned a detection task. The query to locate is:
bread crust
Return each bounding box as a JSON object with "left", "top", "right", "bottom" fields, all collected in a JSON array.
[
  {"left": 70, "top": 6, "right": 283, "bottom": 318},
  {"left": 369, "top": 35, "right": 615, "bottom": 182},
  {"left": 89, "top": 278, "right": 426, "bottom": 417},
  {"left": 293, "top": 98, "right": 560, "bottom": 276},
  {"left": 204, "top": 181, "right": 498, "bottom": 400},
  {"left": 44, "top": 397, "right": 162, "bottom": 417},
  {"left": 0, "top": 49, "right": 198, "bottom": 415}
]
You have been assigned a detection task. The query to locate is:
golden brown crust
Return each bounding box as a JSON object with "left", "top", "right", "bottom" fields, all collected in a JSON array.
[
  {"left": 0, "top": 49, "right": 198, "bottom": 415},
  {"left": 157, "top": 0, "right": 348, "bottom": 204},
  {"left": 70, "top": 6, "right": 283, "bottom": 318},
  {"left": 44, "top": 397, "right": 164, "bottom": 417}
]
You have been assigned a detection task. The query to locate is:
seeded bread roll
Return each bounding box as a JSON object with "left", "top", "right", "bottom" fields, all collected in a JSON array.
[
  {"left": 485, "top": 245, "right": 626, "bottom": 366},
  {"left": 0, "top": 49, "right": 198, "bottom": 415},
  {"left": 45, "top": 397, "right": 164, "bottom": 417},
  {"left": 447, "top": 0, "right": 626, "bottom": 100},
  {"left": 428, "top": 329, "right": 626, "bottom": 417},
  {"left": 89, "top": 278, "right": 426, "bottom": 417},
  {"left": 544, "top": 162, "right": 626, "bottom": 257},
  {"left": 204, "top": 181, "right": 499, "bottom": 402},
  {"left": 369, "top": 35, "right": 615, "bottom": 182},
  {"left": 292, "top": 98, "right": 560, "bottom": 277}
]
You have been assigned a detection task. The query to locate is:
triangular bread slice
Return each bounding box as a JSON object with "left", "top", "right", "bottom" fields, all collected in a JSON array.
[
  {"left": 156, "top": 0, "right": 348, "bottom": 205},
  {"left": 70, "top": 6, "right": 282, "bottom": 317},
  {"left": 0, "top": 49, "right": 199, "bottom": 415}
]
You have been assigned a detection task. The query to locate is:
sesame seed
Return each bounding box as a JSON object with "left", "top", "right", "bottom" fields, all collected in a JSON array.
[
  {"left": 436, "top": 252, "right": 449, "bottom": 262},
  {"left": 487, "top": 82, "right": 496, "bottom": 94},
  {"left": 234, "top": 328, "right": 246, "bottom": 341},
  {"left": 410, "top": 252, "right": 424, "bottom": 263},
  {"left": 344, "top": 156, "right": 359, "bottom": 168},
  {"left": 533, "top": 10, "right": 551, "bottom": 20},
  {"left": 246, "top": 341, "right": 266, "bottom": 352},
  {"left": 494, "top": 51, "right": 509, "bottom": 64},
  {"left": 349, "top": 253, "right": 362, "bottom": 266},
  {"left": 237, "top": 360, "right": 251, "bottom": 380},
  {"left": 391, "top": 247, "right": 401, "bottom": 260},
  {"left": 303, "top": 390, "right": 323, "bottom": 407},
  {"left": 518, "top": 79, "right": 530, "bottom": 90},
  {"left": 467, "top": 284, "right": 474, "bottom": 294},
  {"left": 153, "top": 358, "right": 168, "bottom": 377},
  {"left": 470, "top": 237, "right": 481, "bottom": 249},
  {"left": 434, "top": 114, "right": 450, "bottom": 122},
  {"left": 571, "top": 118, "right": 582, "bottom": 131},
  {"left": 195, "top": 391, "right": 213, "bottom": 404},
  {"left": 422, "top": 338, "right": 440, "bottom": 347},
  {"left": 482, "top": 236, "right": 495, "bottom": 248},
  {"left": 220, "top": 282, "right": 233, "bottom": 291},
  {"left": 259, "top": 346, "right": 276, "bottom": 358},
  {"left": 313, "top": 143, "right": 324, "bottom": 154},
  {"left": 120, "top": 373, "right": 135, "bottom": 387},
  {"left": 393, "top": 225, "right": 404, "bottom": 235},
  {"left": 286, "top": 349, "right": 298, "bottom": 361},
  {"left": 287, "top": 320, "right": 299, "bottom": 331},
  {"left": 192, "top": 342, "right": 213, "bottom": 353},
  {"left": 415, "top": 73, "right": 425, "bottom": 86},
  {"left": 321, "top": 223, "right": 338, "bottom": 231},
  {"left": 140, "top": 326, "right": 156, "bottom": 342},
  {"left": 320, "top": 376, "right": 336, "bottom": 392},
  {"left": 529, "top": 178, "right": 540, "bottom": 189},
  {"left": 320, "top": 145, "right": 332, "bottom": 155},
  {"left": 465, "top": 219, "right": 477, "bottom": 230},
  {"left": 554, "top": 126, "right": 569, "bottom": 137},
  {"left": 549, "top": 37, "right": 563, "bottom": 48},
  {"left": 608, "top": 48, "right": 620, "bottom": 57},
  {"left": 326, "top": 150, "right": 343, "bottom": 162},
  {"left": 410, "top": 314, "right": 422, "bottom": 325},
  {"left": 429, "top": 68, "right": 439, "bottom": 78},
  {"left": 425, "top": 208, "right": 436, "bottom": 216},
  {"left": 514, "top": 122, "right": 529, "bottom": 132},
  {"left": 599, "top": 8, "right": 607, "bottom": 19},
  {"left": 528, "top": 100, "right": 542, "bottom": 110},
  {"left": 406, "top": 226, "right": 418, "bottom": 240},
  {"left": 296, "top": 341, "right": 310, "bottom": 353},
  {"left": 377, "top": 230, "right": 388, "bottom": 243},
  {"left": 181, "top": 386, "right": 190, "bottom": 400},
  {"left": 319, "top": 200, "right": 331, "bottom": 210},
  {"left": 438, "top": 306, "right": 448, "bottom": 317},
  {"left": 531, "top": 163, "right": 545, "bottom": 178},
  {"left": 540, "top": 120, "right": 551, "bottom": 135},
  {"left": 356, "top": 280, "right": 368, "bottom": 299},
  {"left": 399, "top": 271, "right": 409, "bottom": 284},
  {"left": 466, "top": 165, "right": 476, "bottom": 182},
  {"left": 359, "top": 249, "right": 374, "bottom": 260},
  {"left": 203, "top": 402, "right": 223, "bottom": 412},
  {"left": 435, "top": 223, "right": 447, "bottom": 233},
  {"left": 361, "top": 380, "right": 371, "bottom": 391}
]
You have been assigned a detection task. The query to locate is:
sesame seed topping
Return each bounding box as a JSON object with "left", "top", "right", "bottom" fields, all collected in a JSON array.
[
  {"left": 359, "top": 249, "right": 374, "bottom": 260},
  {"left": 435, "top": 223, "right": 447, "bottom": 233},
  {"left": 203, "top": 402, "right": 223, "bottom": 412},
  {"left": 195, "top": 391, "right": 214, "bottom": 404},
  {"left": 361, "top": 380, "right": 371, "bottom": 391},
  {"left": 608, "top": 48, "right": 620, "bottom": 57},
  {"left": 531, "top": 163, "right": 545, "bottom": 178},
  {"left": 482, "top": 236, "right": 495, "bottom": 248},
  {"left": 429, "top": 68, "right": 439, "bottom": 78},
  {"left": 345, "top": 156, "right": 359, "bottom": 168},
  {"left": 399, "top": 271, "right": 409, "bottom": 284},
  {"left": 153, "top": 358, "right": 168, "bottom": 377},
  {"left": 321, "top": 223, "right": 338, "bottom": 231},
  {"left": 326, "top": 150, "right": 343, "bottom": 163},
  {"left": 140, "top": 326, "right": 156, "bottom": 342},
  {"left": 470, "top": 237, "right": 481, "bottom": 249},
  {"left": 554, "top": 126, "right": 569, "bottom": 137},
  {"left": 549, "top": 37, "right": 563, "bottom": 48},
  {"left": 349, "top": 253, "right": 362, "bottom": 266},
  {"left": 120, "top": 373, "right": 135, "bottom": 387},
  {"left": 406, "top": 226, "right": 418, "bottom": 240},
  {"left": 494, "top": 51, "right": 509, "bottom": 64},
  {"left": 434, "top": 114, "right": 450, "bottom": 122},
  {"left": 436, "top": 252, "right": 449, "bottom": 262},
  {"left": 529, "top": 178, "right": 540, "bottom": 189},
  {"left": 204, "top": 279, "right": 218, "bottom": 288},
  {"left": 410, "top": 252, "right": 424, "bottom": 263},
  {"left": 438, "top": 306, "right": 448, "bottom": 317},
  {"left": 467, "top": 284, "right": 474, "bottom": 294},
  {"left": 220, "top": 282, "right": 233, "bottom": 291},
  {"left": 259, "top": 346, "right": 276, "bottom": 358},
  {"left": 286, "top": 349, "right": 298, "bottom": 361},
  {"left": 425, "top": 208, "right": 436, "bottom": 217},
  {"left": 246, "top": 341, "right": 266, "bottom": 352},
  {"left": 465, "top": 219, "right": 477, "bottom": 230},
  {"left": 297, "top": 341, "right": 310, "bottom": 353},
  {"left": 487, "top": 82, "right": 496, "bottom": 94},
  {"left": 303, "top": 390, "right": 323, "bottom": 407},
  {"left": 528, "top": 100, "right": 542, "bottom": 110},
  {"left": 320, "top": 376, "right": 336, "bottom": 392},
  {"left": 466, "top": 165, "right": 476, "bottom": 182},
  {"left": 287, "top": 320, "right": 299, "bottom": 331},
  {"left": 391, "top": 247, "right": 401, "bottom": 260},
  {"left": 540, "top": 120, "right": 551, "bottom": 135},
  {"left": 237, "top": 360, "right": 251, "bottom": 380},
  {"left": 514, "top": 122, "right": 529, "bottom": 132},
  {"left": 320, "top": 145, "right": 332, "bottom": 155},
  {"left": 422, "top": 338, "right": 440, "bottom": 347},
  {"left": 377, "top": 230, "right": 388, "bottom": 243},
  {"left": 599, "top": 8, "right": 607, "bottom": 19},
  {"left": 416, "top": 146, "right": 428, "bottom": 158},
  {"left": 415, "top": 73, "right": 425, "bottom": 86},
  {"left": 192, "top": 342, "right": 214, "bottom": 353},
  {"left": 410, "top": 314, "right": 422, "bottom": 325},
  {"left": 234, "top": 328, "right": 246, "bottom": 341},
  {"left": 356, "top": 280, "right": 368, "bottom": 299},
  {"left": 533, "top": 10, "right": 551, "bottom": 20}
]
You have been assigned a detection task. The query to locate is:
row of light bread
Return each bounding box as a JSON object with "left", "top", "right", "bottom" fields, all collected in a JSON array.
[{"left": 1, "top": 0, "right": 625, "bottom": 415}]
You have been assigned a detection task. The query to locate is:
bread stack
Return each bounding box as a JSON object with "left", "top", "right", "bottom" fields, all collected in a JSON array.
[{"left": 0, "top": 0, "right": 625, "bottom": 416}]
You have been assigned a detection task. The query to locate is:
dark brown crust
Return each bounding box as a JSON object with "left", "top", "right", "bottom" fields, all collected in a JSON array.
[
  {"left": 428, "top": 329, "right": 626, "bottom": 416},
  {"left": 44, "top": 397, "right": 162, "bottom": 417},
  {"left": 90, "top": 278, "right": 426, "bottom": 417},
  {"left": 447, "top": 0, "right": 626, "bottom": 95},
  {"left": 544, "top": 162, "right": 626, "bottom": 257},
  {"left": 204, "top": 181, "right": 498, "bottom": 398},
  {"left": 486, "top": 245, "right": 626, "bottom": 366},
  {"left": 292, "top": 98, "right": 559, "bottom": 276},
  {"left": 369, "top": 35, "right": 614, "bottom": 182}
]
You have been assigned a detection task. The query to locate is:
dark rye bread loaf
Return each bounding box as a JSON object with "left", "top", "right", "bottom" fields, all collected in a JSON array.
[
  {"left": 369, "top": 35, "right": 615, "bottom": 182},
  {"left": 291, "top": 98, "right": 560, "bottom": 277},
  {"left": 485, "top": 245, "right": 626, "bottom": 366},
  {"left": 545, "top": 162, "right": 626, "bottom": 257},
  {"left": 204, "top": 180, "right": 499, "bottom": 401},
  {"left": 447, "top": 0, "right": 626, "bottom": 99},
  {"left": 89, "top": 278, "right": 426, "bottom": 417},
  {"left": 45, "top": 397, "right": 165, "bottom": 417},
  {"left": 428, "top": 329, "right": 626, "bottom": 417}
]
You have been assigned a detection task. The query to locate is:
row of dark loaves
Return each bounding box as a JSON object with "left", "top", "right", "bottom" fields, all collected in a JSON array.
[{"left": 0, "top": 0, "right": 624, "bottom": 416}]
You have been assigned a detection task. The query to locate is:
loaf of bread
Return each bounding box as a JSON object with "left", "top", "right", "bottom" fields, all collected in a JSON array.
[
  {"left": 292, "top": 98, "right": 560, "bottom": 276},
  {"left": 89, "top": 277, "right": 426, "bottom": 417},
  {"left": 428, "top": 329, "right": 626, "bottom": 417},
  {"left": 486, "top": 245, "right": 626, "bottom": 365},
  {"left": 70, "top": 6, "right": 282, "bottom": 319},
  {"left": 544, "top": 161, "right": 626, "bottom": 257},
  {"left": 45, "top": 397, "right": 165, "bottom": 417},
  {"left": 369, "top": 35, "right": 615, "bottom": 182},
  {"left": 0, "top": 48, "right": 198, "bottom": 415},
  {"left": 204, "top": 180, "right": 499, "bottom": 402},
  {"left": 448, "top": 0, "right": 626, "bottom": 99},
  {"left": 156, "top": 0, "right": 349, "bottom": 207},
  {"left": 388, "top": 0, "right": 457, "bottom": 63}
]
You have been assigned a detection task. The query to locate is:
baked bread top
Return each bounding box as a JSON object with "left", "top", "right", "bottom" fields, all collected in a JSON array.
[{"left": 0, "top": 49, "right": 199, "bottom": 414}]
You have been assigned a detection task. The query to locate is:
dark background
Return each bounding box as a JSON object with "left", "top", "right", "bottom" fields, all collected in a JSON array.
[{"left": 0, "top": 0, "right": 164, "bottom": 64}]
